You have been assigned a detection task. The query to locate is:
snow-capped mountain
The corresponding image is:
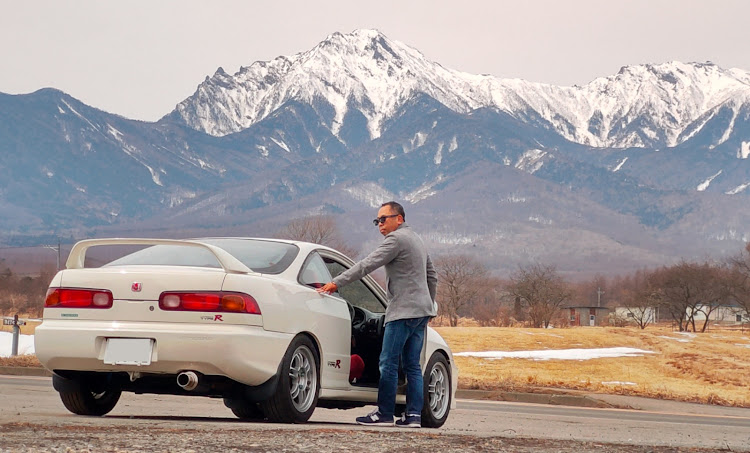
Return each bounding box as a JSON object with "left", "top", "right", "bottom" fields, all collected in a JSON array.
[
  {"left": 169, "top": 29, "right": 490, "bottom": 140},
  {"left": 170, "top": 29, "right": 750, "bottom": 150},
  {"left": 2, "top": 29, "right": 750, "bottom": 276}
]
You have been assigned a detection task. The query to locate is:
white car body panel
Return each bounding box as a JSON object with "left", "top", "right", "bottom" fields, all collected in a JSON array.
[{"left": 36, "top": 320, "right": 290, "bottom": 386}]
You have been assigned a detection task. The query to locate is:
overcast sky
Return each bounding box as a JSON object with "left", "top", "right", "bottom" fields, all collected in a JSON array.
[{"left": 2, "top": 0, "right": 748, "bottom": 121}]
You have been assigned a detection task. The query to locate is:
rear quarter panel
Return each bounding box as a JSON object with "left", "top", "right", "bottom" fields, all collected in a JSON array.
[{"left": 221, "top": 273, "right": 352, "bottom": 390}]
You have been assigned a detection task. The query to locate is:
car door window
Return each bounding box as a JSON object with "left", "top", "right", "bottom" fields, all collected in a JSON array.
[
  {"left": 324, "top": 259, "right": 385, "bottom": 314},
  {"left": 299, "top": 252, "right": 333, "bottom": 289}
]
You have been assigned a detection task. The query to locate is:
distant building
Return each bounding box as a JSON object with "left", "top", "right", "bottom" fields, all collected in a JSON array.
[
  {"left": 612, "top": 306, "right": 659, "bottom": 326},
  {"left": 567, "top": 306, "right": 611, "bottom": 327},
  {"left": 688, "top": 304, "right": 748, "bottom": 325}
]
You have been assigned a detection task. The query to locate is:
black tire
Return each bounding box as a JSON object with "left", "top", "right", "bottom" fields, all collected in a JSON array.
[
  {"left": 59, "top": 382, "right": 121, "bottom": 416},
  {"left": 421, "top": 352, "right": 451, "bottom": 428},
  {"left": 224, "top": 398, "right": 265, "bottom": 421},
  {"left": 260, "top": 335, "right": 320, "bottom": 423}
]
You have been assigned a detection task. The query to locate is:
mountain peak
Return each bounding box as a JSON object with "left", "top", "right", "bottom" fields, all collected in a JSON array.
[
  {"left": 168, "top": 31, "right": 750, "bottom": 150},
  {"left": 323, "top": 28, "right": 387, "bottom": 44},
  {"left": 170, "top": 29, "right": 463, "bottom": 138}
]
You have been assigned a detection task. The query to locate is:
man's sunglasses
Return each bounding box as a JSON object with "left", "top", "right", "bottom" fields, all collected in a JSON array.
[{"left": 372, "top": 214, "right": 399, "bottom": 226}]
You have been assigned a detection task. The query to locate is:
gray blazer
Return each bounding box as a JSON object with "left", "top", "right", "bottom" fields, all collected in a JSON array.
[{"left": 333, "top": 223, "right": 438, "bottom": 324}]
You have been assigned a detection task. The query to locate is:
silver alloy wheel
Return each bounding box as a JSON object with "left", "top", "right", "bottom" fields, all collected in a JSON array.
[
  {"left": 427, "top": 360, "right": 449, "bottom": 419},
  {"left": 288, "top": 345, "right": 317, "bottom": 412}
]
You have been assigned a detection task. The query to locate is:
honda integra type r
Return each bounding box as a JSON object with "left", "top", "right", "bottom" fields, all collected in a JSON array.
[{"left": 35, "top": 238, "right": 457, "bottom": 426}]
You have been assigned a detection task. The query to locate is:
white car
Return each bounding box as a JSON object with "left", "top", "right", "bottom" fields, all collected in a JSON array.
[{"left": 35, "top": 238, "right": 457, "bottom": 427}]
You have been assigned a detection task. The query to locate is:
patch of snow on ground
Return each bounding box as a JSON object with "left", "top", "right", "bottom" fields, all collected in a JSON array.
[
  {"left": 708, "top": 229, "right": 749, "bottom": 242},
  {"left": 344, "top": 182, "right": 396, "bottom": 208},
  {"left": 726, "top": 182, "right": 750, "bottom": 195},
  {"left": 0, "top": 332, "right": 35, "bottom": 357},
  {"left": 448, "top": 136, "right": 458, "bottom": 152},
  {"left": 657, "top": 332, "right": 696, "bottom": 343},
  {"left": 454, "top": 347, "right": 655, "bottom": 361},
  {"left": 656, "top": 335, "right": 690, "bottom": 343},
  {"left": 612, "top": 157, "right": 628, "bottom": 172},
  {"left": 424, "top": 232, "right": 476, "bottom": 245},
  {"left": 602, "top": 381, "right": 637, "bottom": 386},
  {"left": 405, "top": 175, "right": 443, "bottom": 203},
  {"left": 741, "top": 141, "right": 750, "bottom": 159},
  {"left": 697, "top": 170, "right": 722, "bottom": 191},
  {"left": 146, "top": 165, "right": 163, "bottom": 186},
  {"left": 403, "top": 132, "right": 428, "bottom": 154},
  {"left": 270, "top": 137, "right": 290, "bottom": 152},
  {"left": 504, "top": 193, "right": 527, "bottom": 203},
  {"left": 515, "top": 149, "right": 547, "bottom": 174},
  {"left": 434, "top": 142, "right": 444, "bottom": 165},
  {"left": 528, "top": 215, "right": 553, "bottom": 225},
  {"left": 61, "top": 99, "right": 99, "bottom": 131},
  {"left": 107, "top": 124, "right": 123, "bottom": 141}
]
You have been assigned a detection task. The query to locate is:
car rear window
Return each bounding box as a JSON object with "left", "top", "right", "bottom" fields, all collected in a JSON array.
[{"left": 104, "top": 239, "right": 298, "bottom": 274}]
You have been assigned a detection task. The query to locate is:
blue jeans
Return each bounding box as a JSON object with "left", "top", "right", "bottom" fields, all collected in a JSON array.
[{"left": 377, "top": 316, "right": 430, "bottom": 417}]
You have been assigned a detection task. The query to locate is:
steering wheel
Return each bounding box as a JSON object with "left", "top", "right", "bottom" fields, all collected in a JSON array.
[{"left": 347, "top": 301, "right": 355, "bottom": 320}]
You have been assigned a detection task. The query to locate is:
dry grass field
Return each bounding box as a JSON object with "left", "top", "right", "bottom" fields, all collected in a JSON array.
[
  {"left": 436, "top": 325, "right": 750, "bottom": 407},
  {"left": 3, "top": 321, "right": 750, "bottom": 407}
]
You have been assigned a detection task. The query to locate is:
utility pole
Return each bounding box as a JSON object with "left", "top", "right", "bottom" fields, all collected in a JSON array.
[
  {"left": 597, "top": 287, "right": 605, "bottom": 307},
  {"left": 43, "top": 238, "right": 61, "bottom": 270}
]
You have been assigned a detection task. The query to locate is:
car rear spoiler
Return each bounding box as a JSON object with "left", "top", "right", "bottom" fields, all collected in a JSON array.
[{"left": 65, "top": 238, "right": 253, "bottom": 274}]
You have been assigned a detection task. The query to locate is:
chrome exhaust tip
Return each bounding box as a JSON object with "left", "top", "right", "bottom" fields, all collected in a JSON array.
[{"left": 176, "top": 371, "right": 199, "bottom": 391}]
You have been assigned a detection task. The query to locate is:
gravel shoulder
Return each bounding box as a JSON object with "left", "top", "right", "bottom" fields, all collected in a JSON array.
[{"left": 0, "top": 422, "right": 724, "bottom": 453}]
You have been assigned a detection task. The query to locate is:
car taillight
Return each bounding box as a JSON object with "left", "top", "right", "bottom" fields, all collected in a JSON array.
[
  {"left": 158, "top": 291, "right": 261, "bottom": 314},
  {"left": 45, "top": 288, "right": 114, "bottom": 309}
]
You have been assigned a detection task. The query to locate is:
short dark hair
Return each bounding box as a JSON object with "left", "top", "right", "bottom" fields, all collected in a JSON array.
[{"left": 381, "top": 201, "right": 405, "bottom": 221}]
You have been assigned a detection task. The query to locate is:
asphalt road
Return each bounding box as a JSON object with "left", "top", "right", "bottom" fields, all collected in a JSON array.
[{"left": 1, "top": 375, "right": 749, "bottom": 452}]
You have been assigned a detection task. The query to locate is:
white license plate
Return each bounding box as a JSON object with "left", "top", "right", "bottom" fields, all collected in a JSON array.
[{"left": 103, "top": 338, "right": 154, "bottom": 366}]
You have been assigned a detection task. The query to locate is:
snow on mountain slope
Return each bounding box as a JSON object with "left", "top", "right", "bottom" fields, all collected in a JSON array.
[
  {"left": 170, "top": 30, "right": 750, "bottom": 150},
  {"left": 172, "top": 29, "right": 486, "bottom": 140}
]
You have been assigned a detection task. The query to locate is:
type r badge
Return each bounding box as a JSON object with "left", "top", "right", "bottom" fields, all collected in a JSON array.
[{"left": 131, "top": 282, "right": 143, "bottom": 292}]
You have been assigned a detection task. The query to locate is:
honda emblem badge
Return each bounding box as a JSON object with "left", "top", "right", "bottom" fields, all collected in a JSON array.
[{"left": 131, "top": 282, "right": 143, "bottom": 292}]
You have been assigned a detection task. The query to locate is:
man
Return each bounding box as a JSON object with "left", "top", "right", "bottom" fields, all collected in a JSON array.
[{"left": 317, "top": 201, "right": 438, "bottom": 428}]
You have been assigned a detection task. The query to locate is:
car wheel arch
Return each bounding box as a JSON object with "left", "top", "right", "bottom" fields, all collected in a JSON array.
[
  {"left": 297, "top": 331, "right": 322, "bottom": 365},
  {"left": 261, "top": 332, "right": 322, "bottom": 423},
  {"left": 433, "top": 349, "right": 451, "bottom": 366}
]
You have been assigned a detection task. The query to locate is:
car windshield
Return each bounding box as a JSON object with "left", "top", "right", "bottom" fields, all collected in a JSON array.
[{"left": 104, "top": 239, "right": 299, "bottom": 274}]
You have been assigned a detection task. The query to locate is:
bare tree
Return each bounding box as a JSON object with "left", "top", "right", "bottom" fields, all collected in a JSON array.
[
  {"left": 275, "top": 215, "right": 359, "bottom": 258},
  {"left": 571, "top": 274, "right": 608, "bottom": 307},
  {"left": 506, "top": 263, "right": 571, "bottom": 328},
  {"left": 0, "top": 264, "right": 56, "bottom": 317},
  {"left": 620, "top": 269, "right": 659, "bottom": 329},
  {"left": 435, "top": 255, "right": 489, "bottom": 327},
  {"left": 469, "top": 277, "right": 511, "bottom": 326},
  {"left": 650, "top": 260, "right": 732, "bottom": 332},
  {"left": 728, "top": 242, "right": 750, "bottom": 322}
]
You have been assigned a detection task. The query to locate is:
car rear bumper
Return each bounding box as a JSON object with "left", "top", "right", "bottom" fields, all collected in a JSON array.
[{"left": 35, "top": 319, "right": 292, "bottom": 386}]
